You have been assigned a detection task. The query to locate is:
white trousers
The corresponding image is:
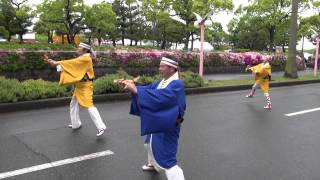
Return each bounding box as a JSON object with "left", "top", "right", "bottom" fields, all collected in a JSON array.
[
  {"left": 70, "top": 97, "right": 106, "bottom": 130},
  {"left": 165, "top": 165, "right": 185, "bottom": 180},
  {"left": 144, "top": 143, "right": 185, "bottom": 180}
]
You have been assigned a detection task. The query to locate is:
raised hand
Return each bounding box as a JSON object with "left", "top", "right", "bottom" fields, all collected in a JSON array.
[
  {"left": 245, "top": 65, "right": 251, "bottom": 72},
  {"left": 113, "top": 78, "right": 138, "bottom": 93},
  {"left": 43, "top": 54, "right": 59, "bottom": 66}
]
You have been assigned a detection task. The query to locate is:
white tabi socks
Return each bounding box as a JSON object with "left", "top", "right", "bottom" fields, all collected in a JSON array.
[{"left": 264, "top": 93, "right": 272, "bottom": 109}]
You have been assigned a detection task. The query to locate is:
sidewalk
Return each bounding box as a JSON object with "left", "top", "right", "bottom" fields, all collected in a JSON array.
[{"left": 204, "top": 68, "right": 314, "bottom": 81}]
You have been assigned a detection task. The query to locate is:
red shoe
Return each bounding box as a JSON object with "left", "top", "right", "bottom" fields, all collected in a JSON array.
[
  {"left": 142, "top": 163, "right": 155, "bottom": 171},
  {"left": 264, "top": 103, "right": 272, "bottom": 109}
]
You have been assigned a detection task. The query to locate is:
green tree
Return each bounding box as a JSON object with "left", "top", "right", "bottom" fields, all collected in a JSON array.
[
  {"left": 84, "top": 2, "right": 116, "bottom": 46},
  {"left": 0, "top": 26, "right": 9, "bottom": 39},
  {"left": 112, "top": 0, "right": 128, "bottom": 45},
  {"left": 171, "top": 0, "right": 233, "bottom": 50},
  {"left": 0, "top": 13, "right": 9, "bottom": 39},
  {"left": 239, "top": 0, "right": 291, "bottom": 52},
  {"left": 36, "top": 0, "right": 86, "bottom": 45},
  {"left": 0, "top": 0, "right": 34, "bottom": 42},
  {"left": 155, "top": 12, "right": 185, "bottom": 49},
  {"left": 206, "top": 22, "right": 227, "bottom": 50}
]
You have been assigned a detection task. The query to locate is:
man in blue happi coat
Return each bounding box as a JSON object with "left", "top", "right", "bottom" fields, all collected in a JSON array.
[{"left": 119, "top": 56, "right": 186, "bottom": 180}]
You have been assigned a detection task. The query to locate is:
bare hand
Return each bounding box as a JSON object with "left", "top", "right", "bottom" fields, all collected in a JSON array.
[
  {"left": 123, "top": 81, "right": 137, "bottom": 94},
  {"left": 245, "top": 65, "right": 251, "bottom": 72},
  {"left": 115, "top": 80, "right": 136, "bottom": 93},
  {"left": 43, "top": 53, "right": 59, "bottom": 66}
]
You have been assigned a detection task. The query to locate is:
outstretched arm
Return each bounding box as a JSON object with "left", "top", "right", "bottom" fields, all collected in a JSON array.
[{"left": 43, "top": 54, "right": 59, "bottom": 66}]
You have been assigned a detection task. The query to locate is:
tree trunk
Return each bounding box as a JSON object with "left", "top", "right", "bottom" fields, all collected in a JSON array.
[
  {"left": 301, "top": 36, "right": 305, "bottom": 55},
  {"left": 191, "top": 33, "right": 194, "bottom": 51},
  {"left": 284, "top": 0, "right": 298, "bottom": 78},
  {"left": 121, "top": 31, "right": 125, "bottom": 45},
  {"left": 184, "top": 23, "right": 190, "bottom": 51},
  {"left": 47, "top": 31, "right": 51, "bottom": 43},
  {"left": 112, "top": 39, "right": 116, "bottom": 47},
  {"left": 161, "top": 40, "right": 166, "bottom": 49},
  {"left": 98, "top": 37, "right": 102, "bottom": 46},
  {"left": 268, "top": 26, "right": 275, "bottom": 52},
  {"left": 88, "top": 35, "right": 92, "bottom": 44},
  {"left": 19, "top": 34, "right": 23, "bottom": 43}
]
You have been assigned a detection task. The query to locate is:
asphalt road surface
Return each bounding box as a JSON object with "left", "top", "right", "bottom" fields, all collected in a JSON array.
[
  {"left": 204, "top": 68, "right": 313, "bottom": 80},
  {"left": 1, "top": 83, "right": 320, "bottom": 180}
]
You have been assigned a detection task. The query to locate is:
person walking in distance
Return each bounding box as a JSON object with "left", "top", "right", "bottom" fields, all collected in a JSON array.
[{"left": 245, "top": 58, "right": 272, "bottom": 109}]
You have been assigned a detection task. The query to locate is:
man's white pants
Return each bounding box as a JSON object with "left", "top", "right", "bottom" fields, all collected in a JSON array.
[
  {"left": 165, "top": 165, "right": 185, "bottom": 180},
  {"left": 144, "top": 143, "right": 185, "bottom": 180},
  {"left": 70, "top": 97, "right": 106, "bottom": 130}
]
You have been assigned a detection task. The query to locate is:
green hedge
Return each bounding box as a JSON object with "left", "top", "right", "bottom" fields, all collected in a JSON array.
[
  {"left": 0, "top": 76, "right": 71, "bottom": 103},
  {"left": 0, "top": 71, "right": 203, "bottom": 103}
]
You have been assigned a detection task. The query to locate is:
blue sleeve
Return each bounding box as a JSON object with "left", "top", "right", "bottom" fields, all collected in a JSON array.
[
  {"left": 129, "top": 82, "right": 159, "bottom": 116},
  {"left": 132, "top": 80, "right": 186, "bottom": 136}
]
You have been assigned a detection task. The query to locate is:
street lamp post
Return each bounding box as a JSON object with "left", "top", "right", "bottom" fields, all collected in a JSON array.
[
  {"left": 199, "top": 23, "right": 205, "bottom": 77},
  {"left": 197, "top": 10, "right": 214, "bottom": 77},
  {"left": 314, "top": 38, "right": 319, "bottom": 76},
  {"left": 169, "top": 10, "right": 214, "bottom": 77}
]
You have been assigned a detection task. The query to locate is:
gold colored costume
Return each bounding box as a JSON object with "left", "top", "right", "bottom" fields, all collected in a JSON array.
[
  {"left": 248, "top": 63, "right": 271, "bottom": 93},
  {"left": 59, "top": 54, "right": 95, "bottom": 108}
]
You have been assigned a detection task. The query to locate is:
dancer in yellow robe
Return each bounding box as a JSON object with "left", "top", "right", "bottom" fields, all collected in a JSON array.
[
  {"left": 44, "top": 42, "right": 107, "bottom": 136},
  {"left": 245, "top": 59, "right": 272, "bottom": 109}
]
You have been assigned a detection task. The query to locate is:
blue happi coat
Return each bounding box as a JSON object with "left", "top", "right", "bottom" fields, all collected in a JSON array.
[{"left": 130, "top": 80, "right": 186, "bottom": 169}]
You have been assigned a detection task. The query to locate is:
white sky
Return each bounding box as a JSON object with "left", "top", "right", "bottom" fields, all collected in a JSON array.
[{"left": 29, "top": 0, "right": 316, "bottom": 49}]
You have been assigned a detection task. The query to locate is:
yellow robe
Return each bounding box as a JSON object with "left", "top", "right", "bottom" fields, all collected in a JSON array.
[
  {"left": 59, "top": 54, "right": 95, "bottom": 108},
  {"left": 249, "top": 62, "right": 271, "bottom": 93}
]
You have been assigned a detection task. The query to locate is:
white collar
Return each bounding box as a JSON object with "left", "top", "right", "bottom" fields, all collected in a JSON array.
[{"left": 157, "top": 72, "right": 179, "bottom": 89}]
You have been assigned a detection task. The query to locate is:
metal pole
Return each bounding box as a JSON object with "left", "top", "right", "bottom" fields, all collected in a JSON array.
[
  {"left": 314, "top": 39, "right": 319, "bottom": 76},
  {"left": 199, "top": 23, "right": 205, "bottom": 77}
]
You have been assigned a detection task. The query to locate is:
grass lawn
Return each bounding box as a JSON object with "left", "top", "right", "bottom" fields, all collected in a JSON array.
[{"left": 205, "top": 74, "right": 320, "bottom": 87}]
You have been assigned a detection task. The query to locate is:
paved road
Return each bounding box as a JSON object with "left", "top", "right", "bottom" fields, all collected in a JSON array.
[
  {"left": 1, "top": 83, "right": 320, "bottom": 180},
  {"left": 204, "top": 68, "right": 313, "bottom": 80}
]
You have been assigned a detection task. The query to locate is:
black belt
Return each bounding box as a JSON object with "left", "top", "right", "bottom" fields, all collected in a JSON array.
[
  {"left": 80, "top": 79, "right": 93, "bottom": 82},
  {"left": 80, "top": 74, "right": 94, "bottom": 82}
]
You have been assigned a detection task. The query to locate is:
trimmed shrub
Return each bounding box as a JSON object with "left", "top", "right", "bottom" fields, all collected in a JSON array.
[
  {"left": 0, "top": 76, "right": 24, "bottom": 102},
  {"left": 21, "top": 79, "right": 70, "bottom": 101},
  {"left": 0, "top": 69, "right": 205, "bottom": 103},
  {"left": 181, "top": 71, "right": 204, "bottom": 88},
  {"left": 93, "top": 69, "right": 134, "bottom": 94},
  {"left": 0, "top": 77, "right": 70, "bottom": 103}
]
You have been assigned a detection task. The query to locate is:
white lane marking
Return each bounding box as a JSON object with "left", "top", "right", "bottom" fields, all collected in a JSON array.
[
  {"left": 0, "top": 150, "right": 114, "bottom": 179},
  {"left": 285, "top": 107, "right": 320, "bottom": 117}
]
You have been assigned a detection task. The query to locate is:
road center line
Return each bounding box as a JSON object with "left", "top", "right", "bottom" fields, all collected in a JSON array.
[
  {"left": 285, "top": 107, "right": 320, "bottom": 117},
  {"left": 0, "top": 150, "right": 114, "bottom": 179}
]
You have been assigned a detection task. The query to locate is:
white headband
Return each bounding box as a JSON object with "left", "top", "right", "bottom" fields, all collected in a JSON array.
[
  {"left": 79, "top": 42, "right": 91, "bottom": 50},
  {"left": 161, "top": 57, "right": 178, "bottom": 69}
]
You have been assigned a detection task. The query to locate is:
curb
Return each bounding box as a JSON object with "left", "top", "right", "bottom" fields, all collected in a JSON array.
[{"left": 1, "top": 80, "right": 320, "bottom": 113}]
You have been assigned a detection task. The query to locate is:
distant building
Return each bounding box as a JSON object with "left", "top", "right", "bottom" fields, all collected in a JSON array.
[
  {"left": 0, "top": 36, "right": 6, "bottom": 42},
  {"left": 52, "top": 33, "right": 80, "bottom": 46},
  {"left": 171, "top": 40, "right": 214, "bottom": 51}
]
